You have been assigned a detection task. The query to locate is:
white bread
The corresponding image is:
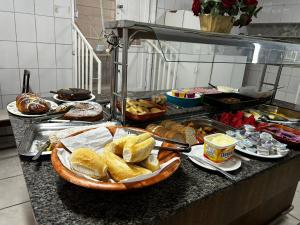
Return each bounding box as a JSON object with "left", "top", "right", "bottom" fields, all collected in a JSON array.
[
  {"left": 123, "top": 136, "right": 155, "bottom": 163},
  {"left": 105, "top": 134, "right": 136, "bottom": 156},
  {"left": 139, "top": 154, "right": 160, "bottom": 172},
  {"left": 104, "top": 151, "right": 151, "bottom": 181},
  {"left": 70, "top": 148, "right": 108, "bottom": 179}
]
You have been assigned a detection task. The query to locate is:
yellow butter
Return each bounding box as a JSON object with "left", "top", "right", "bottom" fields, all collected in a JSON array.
[{"left": 203, "top": 133, "right": 237, "bottom": 163}]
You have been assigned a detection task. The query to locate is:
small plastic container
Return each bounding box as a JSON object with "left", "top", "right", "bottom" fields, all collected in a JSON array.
[
  {"left": 203, "top": 133, "right": 238, "bottom": 163},
  {"left": 166, "top": 91, "right": 203, "bottom": 108}
]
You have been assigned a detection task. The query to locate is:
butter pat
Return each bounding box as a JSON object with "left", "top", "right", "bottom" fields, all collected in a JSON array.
[{"left": 203, "top": 133, "right": 238, "bottom": 163}]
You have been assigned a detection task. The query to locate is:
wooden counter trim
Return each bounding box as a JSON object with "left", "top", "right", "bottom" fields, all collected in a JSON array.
[{"left": 159, "top": 156, "right": 300, "bottom": 225}]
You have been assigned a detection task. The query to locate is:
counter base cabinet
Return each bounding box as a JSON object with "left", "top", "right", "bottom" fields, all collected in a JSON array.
[{"left": 159, "top": 157, "right": 300, "bottom": 225}]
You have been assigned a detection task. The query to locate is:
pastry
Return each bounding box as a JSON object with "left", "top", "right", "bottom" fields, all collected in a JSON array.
[
  {"left": 104, "top": 151, "right": 151, "bottom": 181},
  {"left": 64, "top": 102, "right": 103, "bottom": 121},
  {"left": 16, "top": 93, "right": 49, "bottom": 114},
  {"left": 70, "top": 148, "right": 108, "bottom": 179}
]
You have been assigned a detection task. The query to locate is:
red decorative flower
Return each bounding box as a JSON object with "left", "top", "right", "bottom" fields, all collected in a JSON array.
[
  {"left": 243, "top": 0, "right": 258, "bottom": 6},
  {"left": 222, "top": 0, "right": 237, "bottom": 9},
  {"left": 192, "top": 0, "right": 201, "bottom": 16}
]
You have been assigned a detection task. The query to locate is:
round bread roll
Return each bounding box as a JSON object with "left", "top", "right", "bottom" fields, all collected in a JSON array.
[{"left": 70, "top": 148, "right": 107, "bottom": 179}]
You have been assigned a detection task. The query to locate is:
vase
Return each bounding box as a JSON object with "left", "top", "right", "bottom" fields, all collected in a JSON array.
[{"left": 199, "top": 15, "right": 234, "bottom": 33}]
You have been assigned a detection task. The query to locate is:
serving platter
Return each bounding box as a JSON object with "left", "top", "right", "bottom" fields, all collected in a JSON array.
[
  {"left": 118, "top": 100, "right": 167, "bottom": 122},
  {"left": 53, "top": 93, "right": 96, "bottom": 103},
  {"left": 235, "top": 146, "right": 289, "bottom": 159},
  {"left": 257, "top": 124, "right": 300, "bottom": 150},
  {"left": 7, "top": 100, "right": 58, "bottom": 117},
  {"left": 51, "top": 126, "right": 181, "bottom": 191},
  {"left": 188, "top": 145, "right": 241, "bottom": 172},
  {"left": 18, "top": 122, "right": 118, "bottom": 157}
]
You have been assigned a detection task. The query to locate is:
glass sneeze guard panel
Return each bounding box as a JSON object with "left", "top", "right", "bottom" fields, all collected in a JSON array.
[{"left": 105, "top": 20, "right": 300, "bottom": 65}]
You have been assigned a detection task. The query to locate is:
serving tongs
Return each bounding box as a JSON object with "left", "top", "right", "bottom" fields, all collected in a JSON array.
[{"left": 124, "top": 127, "right": 195, "bottom": 153}]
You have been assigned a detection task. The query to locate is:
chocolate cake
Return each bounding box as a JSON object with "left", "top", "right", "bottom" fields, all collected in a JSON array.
[{"left": 55, "top": 88, "right": 91, "bottom": 101}]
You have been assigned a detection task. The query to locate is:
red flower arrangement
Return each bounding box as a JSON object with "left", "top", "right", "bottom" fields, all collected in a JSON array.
[{"left": 192, "top": 0, "right": 262, "bottom": 27}]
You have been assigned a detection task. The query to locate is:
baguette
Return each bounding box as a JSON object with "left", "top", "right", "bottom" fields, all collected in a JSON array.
[
  {"left": 123, "top": 137, "right": 155, "bottom": 163},
  {"left": 104, "top": 151, "right": 151, "bottom": 181},
  {"left": 70, "top": 148, "right": 108, "bottom": 179},
  {"left": 105, "top": 135, "right": 137, "bottom": 156},
  {"left": 139, "top": 154, "right": 160, "bottom": 172}
]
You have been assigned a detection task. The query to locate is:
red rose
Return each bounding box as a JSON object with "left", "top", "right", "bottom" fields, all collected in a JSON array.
[
  {"left": 222, "top": 0, "right": 237, "bottom": 9},
  {"left": 192, "top": 0, "right": 201, "bottom": 16},
  {"left": 243, "top": 0, "right": 258, "bottom": 6}
]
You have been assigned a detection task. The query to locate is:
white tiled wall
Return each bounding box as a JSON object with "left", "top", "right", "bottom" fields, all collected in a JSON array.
[
  {"left": 252, "top": 0, "right": 300, "bottom": 24},
  {"left": 244, "top": 65, "right": 300, "bottom": 104},
  {"left": 0, "top": 0, "right": 74, "bottom": 109},
  {"left": 244, "top": 0, "right": 300, "bottom": 104}
]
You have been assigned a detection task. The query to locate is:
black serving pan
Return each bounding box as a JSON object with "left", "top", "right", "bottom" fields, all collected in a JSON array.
[{"left": 203, "top": 93, "right": 267, "bottom": 111}]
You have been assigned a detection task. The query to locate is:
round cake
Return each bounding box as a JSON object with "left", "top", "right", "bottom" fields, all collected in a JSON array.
[{"left": 64, "top": 102, "right": 103, "bottom": 121}]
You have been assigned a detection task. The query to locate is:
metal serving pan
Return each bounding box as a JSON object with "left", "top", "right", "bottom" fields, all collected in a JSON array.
[
  {"left": 256, "top": 105, "right": 300, "bottom": 122},
  {"left": 18, "top": 121, "right": 119, "bottom": 157},
  {"left": 180, "top": 117, "right": 233, "bottom": 133}
]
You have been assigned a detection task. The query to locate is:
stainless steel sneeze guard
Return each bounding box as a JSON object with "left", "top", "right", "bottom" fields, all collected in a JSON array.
[{"left": 104, "top": 20, "right": 300, "bottom": 124}]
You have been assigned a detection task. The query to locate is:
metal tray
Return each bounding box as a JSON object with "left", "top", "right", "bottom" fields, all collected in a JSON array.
[
  {"left": 143, "top": 116, "right": 232, "bottom": 133},
  {"left": 256, "top": 104, "right": 300, "bottom": 122},
  {"left": 18, "top": 121, "right": 119, "bottom": 157},
  {"left": 180, "top": 117, "right": 233, "bottom": 133},
  {"left": 203, "top": 93, "right": 267, "bottom": 111}
]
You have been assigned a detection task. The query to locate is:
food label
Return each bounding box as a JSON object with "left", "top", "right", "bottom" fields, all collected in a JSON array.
[{"left": 204, "top": 143, "right": 235, "bottom": 163}]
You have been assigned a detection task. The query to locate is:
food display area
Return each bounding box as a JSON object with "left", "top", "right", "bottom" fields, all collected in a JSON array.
[{"left": 6, "top": 20, "right": 300, "bottom": 225}]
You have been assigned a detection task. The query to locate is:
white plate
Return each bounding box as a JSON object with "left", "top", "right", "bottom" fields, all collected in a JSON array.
[
  {"left": 188, "top": 145, "right": 241, "bottom": 172},
  {"left": 53, "top": 93, "right": 95, "bottom": 103},
  {"left": 235, "top": 146, "right": 288, "bottom": 159},
  {"left": 7, "top": 100, "right": 58, "bottom": 118}
]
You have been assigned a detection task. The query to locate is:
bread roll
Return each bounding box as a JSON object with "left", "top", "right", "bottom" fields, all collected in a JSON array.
[
  {"left": 146, "top": 124, "right": 157, "bottom": 132},
  {"left": 153, "top": 126, "right": 168, "bottom": 137},
  {"left": 139, "top": 154, "right": 160, "bottom": 172},
  {"left": 169, "top": 122, "right": 198, "bottom": 145},
  {"left": 123, "top": 136, "right": 155, "bottom": 163},
  {"left": 164, "top": 130, "right": 185, "bottom": 143},
  {"left": 105, "top": 135, "right": 137, "bottom": 156},
  {"left": 70, "top": 148, "right": 108, "bottom": 179},
  {"left": 104, "top": 151, "right": 151, "bottom": 181},
  {"left": 161, "top": 120, "right": 177, "bottom": 129}
]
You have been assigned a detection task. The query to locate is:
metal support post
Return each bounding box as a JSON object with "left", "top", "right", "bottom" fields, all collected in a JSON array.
[
  {"left": 271, "top": 65, "right": 283, "bottom": 102},
  {"left": 121, "top": 28, "right": 129, "bottom": 124},
  {"left": 110, "top": 47, "right": 119, "bottom": 120},
  {"left": 259, "top": 64, "right": 268, "bottom": 91}
]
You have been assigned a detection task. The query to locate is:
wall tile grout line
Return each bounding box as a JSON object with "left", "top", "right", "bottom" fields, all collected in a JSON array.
[
  {"left": 288, "top": 213, "right": 300, "bottom": 222},
  {"left": 0, "top": 40, "right": 73, "bottom": 46},
  {"left": 0, "top": 9, "right": 72, "bottom": 19},
  {"left": 0, "top": 174, "right": 23, "bottom": 181},
  {"left": 0, "top": 200, "right": 30, "bottom": 211}
]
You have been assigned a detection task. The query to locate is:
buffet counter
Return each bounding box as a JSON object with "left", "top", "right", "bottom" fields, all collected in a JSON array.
[{"left": 9, "top": 102, "right": 300, "bottom": 225}]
